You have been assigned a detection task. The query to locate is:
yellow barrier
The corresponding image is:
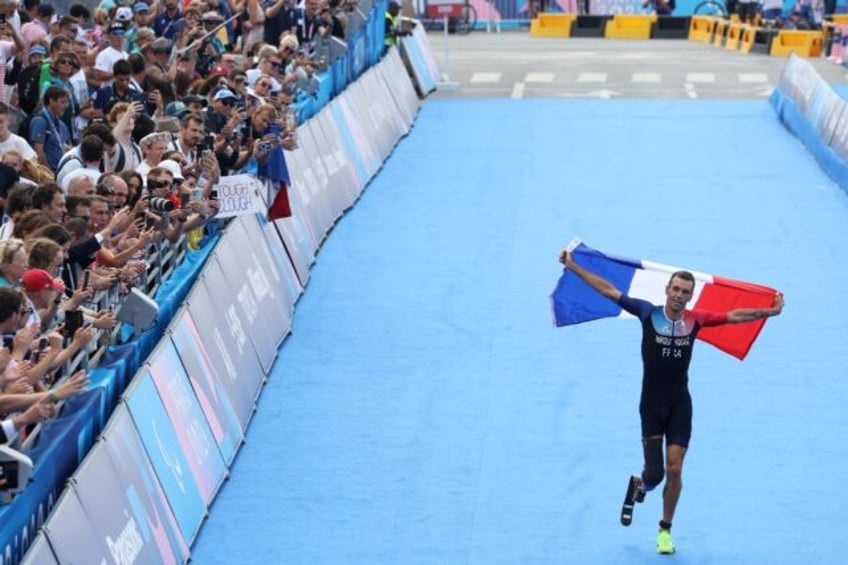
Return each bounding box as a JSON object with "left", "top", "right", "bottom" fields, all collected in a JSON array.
[
  {"left": 688, "top": 16, "right": 715, "bottom": 43},
  {"left": 769, "top": 30, "right": 823, "bottom": 57},
  {"left": 725, "top": 22, "right": 744, "bottom": 50},
  {"left": 604, "top": 14, "right": 656, "bottom": 39},
  {"left": 830, "top": 15, "right": 848, "bottom": 26},
  {"left": 529, "top": 13, "right": 576, "bottom": 38},
  {"left": 712, "top": 19, "right": 727, "bottom": 47},
  {"left": 740, "top": 26, "right": 758, "bottom": 54}
]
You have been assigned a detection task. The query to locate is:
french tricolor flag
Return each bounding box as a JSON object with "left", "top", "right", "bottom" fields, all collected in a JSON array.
[{"left": 551, "top": 239, "right": 779, "bottom": 360}]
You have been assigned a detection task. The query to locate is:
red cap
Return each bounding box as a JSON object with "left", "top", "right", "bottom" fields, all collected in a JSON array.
[{"left": 21, "top": 269, "right": 64, "bottom": 293}]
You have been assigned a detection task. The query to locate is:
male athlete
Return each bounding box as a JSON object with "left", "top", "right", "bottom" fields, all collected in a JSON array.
[{"left": 559, "top": 249, "right": 783, "bottom": 554}]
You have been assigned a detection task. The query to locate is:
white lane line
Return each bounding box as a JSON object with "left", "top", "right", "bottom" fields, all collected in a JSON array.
[
  {"left": 738, "top": 72, "right": 768, "bottom": 83},
  {"left": 470, "top": 72, "right": 502, "bottom": 83},
  {"left": 684, "top": 83, "right": 698, "bottom": 99},
  {"left": 632, "top": 72, "right": 661, "bottom": 83},
  {"left": 577, "top": 72, "right": 608, "bottom": 83},
  {"left": 525, "top": 72, "right": 555, "bottom": 83},
  {"left": 685, "top": 72, "right": 715, "bottom": 83},
  {"left": 511, "top": 82, "right": 525, "bottom": 99}
]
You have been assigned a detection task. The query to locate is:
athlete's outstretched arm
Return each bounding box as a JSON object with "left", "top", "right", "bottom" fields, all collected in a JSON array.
[
  {"left": 725, "top": 294, "right": 784, "bottom": 323},
  {"left": 559, "top": 250, "right": 622, "bottom": 302}
]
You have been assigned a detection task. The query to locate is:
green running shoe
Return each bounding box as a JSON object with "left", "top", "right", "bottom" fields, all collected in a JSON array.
[{"left": 656, "top": 529, "right": 676, "bottom": 555}]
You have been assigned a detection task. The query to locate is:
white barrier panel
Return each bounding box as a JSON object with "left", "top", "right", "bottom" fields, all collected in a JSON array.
[
  {"left": 42, "top": 488, "right": 112, "bottom": 564},
  {"left": 399, "top": 28, "right": 439, "bottom": 95},
  {"left": 299, "top": 121, "right": 339, "bottom": 236},
  {"left": 378, "top": 47, "right": 421, "bottom": 131},
  {"left": 355, "top": 72, "right": 400, "bottom": 162},
  {"left": 186, "top": 278, "right": 265, "bottom": 402},
  {"left": 203, "top": 253, "right": 278, "bottom": 374},
  {"left": 19, "top": 533, "right": 57, "bottom": 565},
  {"left": 307, "top": 115, "right": 353, "bottom": 220},
  {"left": 273, "top": 216, "right": 315, "bottom": 289},
  {"left": 240, "top": 213, "right": 300, "bottom": 321},
  {"left": 336, "top": 94, "right": 382, "bottom": 178},
  {"left": 260, "top": 216, "right": 305, "bottom": 302},
  {"left": 329, "top": 98, "right": 371, "bottom": 188},
  {"left": 229, "top": 214, "right": 295, "bottom": 342},
  {"left": 71, "top": 438, "right": 191, "bottom": 564},
  {"left": 168, "top": 309, "right": 248, "bottom": 454},
  {"left": 349, "top": 79, "right": 393, "bottom": 164},
  {"left": 286, "top": 137, "right": 328, "bottom": 248},
  {"left": 374, "top": 63, "right": 413, "bottom": 136},
  {"left": 101, "top": 407, "right": 191, "bottom": 560},
  {"left": 315, "top": 109, "right": 362, "bottom": 211},
  {"left": 170, "top": 308, "right": 257, "bottom": 431}
]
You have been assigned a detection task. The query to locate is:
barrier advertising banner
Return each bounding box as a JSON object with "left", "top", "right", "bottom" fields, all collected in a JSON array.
[
  {"left": 19, "top": 533, "right": 57, "bottom": 565},
  {"left": 185, "top": 279, "right": 265, "bottom": 402},
  {"left": 400, "top": 28, "right": 438, "bottom": 94},
  {"left": 203, "top": 252, "right": 278, "bottom": 373},
  {"left": 147, "top": 341, "right": 228, "bottom": 503},
  {"left": 102, "top": 407, "right": 190, "bottom": 563},
  {"left": 125, "top": 373, "right": 207, "bottom": 543},
  {"left": 72, "top": 440, "right": 188, "bottom": 565},
  {"left": 330, "top": 99, "right": 371, "bottom": 188},
  {"left": 315, "top": 109, "right": 363, "bottom": 209},
  {"left": 42, "top": 488, "right": 111, "bottom": 564},
  {"left": 238, "top": 214, "right": 299, "bottom": 326},
  {"left": 168, "top": 311, "right": 246, "bottom": 461},
  {"left": 272, "top": 216, "right": 315, "bottom": 288}
]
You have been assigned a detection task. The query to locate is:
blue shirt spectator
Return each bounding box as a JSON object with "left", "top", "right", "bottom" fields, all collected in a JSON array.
[{"left": 30, "top": 86, "right": 72, "bottom": 173}]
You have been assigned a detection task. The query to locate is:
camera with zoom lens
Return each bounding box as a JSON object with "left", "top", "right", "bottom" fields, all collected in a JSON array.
[{"left": 148, "top": 197, "right": 174, "bottom": 213}]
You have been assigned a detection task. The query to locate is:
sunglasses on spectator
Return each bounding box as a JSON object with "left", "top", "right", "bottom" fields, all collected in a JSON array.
[
  {"left": 59, "top": 59, "right": 75, "bottom": 66},
  {"left": 19, "top": 306, "right": 33, "bottom": 315},
  {"left": 147, "top": 179, "right": 172, "bottom": 189},
  {"left": 220, "top": 98, "right": 236, "bottom": 106},
  {"left": 257, "top": 82, "right": 270, "bottom": 88}
]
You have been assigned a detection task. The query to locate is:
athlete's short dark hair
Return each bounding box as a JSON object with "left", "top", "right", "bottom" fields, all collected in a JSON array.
[{"left": 667, "top": 270, "right": 695, "bottom": 289}]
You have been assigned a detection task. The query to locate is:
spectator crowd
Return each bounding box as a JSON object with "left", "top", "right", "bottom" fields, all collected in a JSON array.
[{"left": 0, "top": 0, "right": 382, "bottom": 459}]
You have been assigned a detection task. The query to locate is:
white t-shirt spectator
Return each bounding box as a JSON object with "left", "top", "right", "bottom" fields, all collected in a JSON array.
[
  {"left": 0, "top": 132, "right": 37, "bottom": 161},
  {"left": 0, "top": 40, "right": 15, "bottom": 103},
  {"left": 95, "top": 47, "right": 129, "bottom": 75}
]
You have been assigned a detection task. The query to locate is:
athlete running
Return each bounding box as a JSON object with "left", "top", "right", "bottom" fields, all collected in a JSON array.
[{"left": 559, "top": 249, "right": 784, "bottom": 554}]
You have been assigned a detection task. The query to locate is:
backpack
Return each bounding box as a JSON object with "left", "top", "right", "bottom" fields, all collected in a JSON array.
[{"left": 17, "top": 64, "right": 42, "bottom": 116}]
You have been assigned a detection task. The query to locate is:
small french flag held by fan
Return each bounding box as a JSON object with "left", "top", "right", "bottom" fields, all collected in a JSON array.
[{"left": 550, "top": 238, "right": 780, "bottom": 360}]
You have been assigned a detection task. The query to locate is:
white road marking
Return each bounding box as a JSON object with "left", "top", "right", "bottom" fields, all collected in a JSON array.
[
  {"left": 632, "top": 72, "right": 662, "bottom": 83},
  {"left": 470, "top": 72, "right": 502, "bottom": 83},
  {"left": 684, "top": 83, "right": 697, "bottom": 99},
  {"left": 577, "top": 72, "right": 608, "bottom": 83},
  {"left": 738, "top": 72, "right": 768, "bottom": 83},
  {"left": 525, "top": 72, "right": 555, "bottom": 83},
  {"left": 511, "top": 82, "right": 525, "bottom": 99},
  {"left": 685, "top": 72, "right": 716, "bottom": 83}
]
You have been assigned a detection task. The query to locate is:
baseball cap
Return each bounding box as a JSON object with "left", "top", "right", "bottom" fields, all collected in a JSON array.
[
  {"left": 165, "top": 101, "right": 188, "bottom": 118},
  {"left": 183, "top": 94, "right": 206, "bottom": 106},
  {"left": 28, "top": 44, "right": 48, "bottom": 58},
  {"left": 22, "top": 269, "right": 65, "bottom": 293},
  {"left": 213, "top": 88, "right": 237, "bottom": 101},
  {"left": 158, "top": 159, "right": 185, "bottom": 181},
  {"left": 115, "top": 6, "right": 133, "bottom": 21},
  {"left": 133, "top": 2, "right": 150, "bottom": 12}
]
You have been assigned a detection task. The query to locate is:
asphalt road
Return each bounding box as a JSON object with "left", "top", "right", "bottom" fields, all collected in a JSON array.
[{"left": 425, "top": 31, "right": 848, "bottom": 99}]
